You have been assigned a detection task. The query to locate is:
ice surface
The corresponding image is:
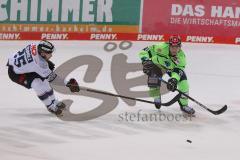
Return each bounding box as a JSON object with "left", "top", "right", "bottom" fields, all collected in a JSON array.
[{"left": 0, "top": 41, "right": 239, "bottom": 160}]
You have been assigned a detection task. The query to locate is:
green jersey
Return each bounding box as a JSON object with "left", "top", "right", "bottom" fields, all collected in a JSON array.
[{"left": 138, "top": 42, "right": 187, "bottom": 81}]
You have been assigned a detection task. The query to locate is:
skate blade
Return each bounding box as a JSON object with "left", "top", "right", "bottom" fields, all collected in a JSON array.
[{"left": 182, "top": 112, "right": 196, "bottom": 118}]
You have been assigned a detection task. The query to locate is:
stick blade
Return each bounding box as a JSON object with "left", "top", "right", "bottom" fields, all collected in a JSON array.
[{"left": 208, "top": 105, "right": 227, "bottom": 115}]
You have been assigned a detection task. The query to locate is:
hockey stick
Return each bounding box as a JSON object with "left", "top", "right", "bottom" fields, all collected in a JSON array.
[
  {"left": 159, "top": 78, "right": 227, "bottom": 115},
  {"left": 78, "top": 86, "right": 181, "bottom": 107}
]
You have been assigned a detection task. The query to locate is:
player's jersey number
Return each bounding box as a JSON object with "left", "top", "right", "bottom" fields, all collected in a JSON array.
[{"left": 14, "top": 45, "right": 34, "bottom": 68}]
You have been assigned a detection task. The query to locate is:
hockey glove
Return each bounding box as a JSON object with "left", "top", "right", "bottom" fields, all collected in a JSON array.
[
  {"left": 66, "top": 78, "right": 80, "bottom": 92},
  {"left": 47, "top": 60, "right": 55, "bottom": 71},
  {"left": 167, "top": 78, "right": 177, "bottom": 92},
  {"left": 142, "top": 60, "right": 154, "bottom": 76}
]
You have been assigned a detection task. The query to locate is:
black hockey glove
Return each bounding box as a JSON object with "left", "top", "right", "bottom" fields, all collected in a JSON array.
[
  {"left": 47, "top": 60, "right": 55, "bottom": 71},
  {"left": 167, "top": 78, "right": 177, "bottom": 92},
  {"left": 142, "top": 60, "right": 154, "bottom": 76},
  {"left": 66, "top": 78, "right": 80, "bottom": 92}
]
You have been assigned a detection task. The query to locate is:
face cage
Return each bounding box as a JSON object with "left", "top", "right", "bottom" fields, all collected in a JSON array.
[
  {"left": 169, "top": 43, "right": 182, "bottom": 48},
  {"left": 39, "top": 47, "right": 55, "bottom": 54}
]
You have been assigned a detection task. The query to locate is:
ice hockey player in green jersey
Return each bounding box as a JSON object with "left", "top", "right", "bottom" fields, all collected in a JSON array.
[{"left": 138, "top": 35, "right": 195, "bottom": 115}]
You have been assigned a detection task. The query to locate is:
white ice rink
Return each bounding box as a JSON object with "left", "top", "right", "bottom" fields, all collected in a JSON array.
[{"left": 0, "top": 41, "right": 240, "bottom": 160}]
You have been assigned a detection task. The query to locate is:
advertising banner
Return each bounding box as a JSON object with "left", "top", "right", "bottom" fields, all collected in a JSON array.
[
  {"left": 1, "top": 0, "right": 240, "bottom": 45},
  {"left": 0, "top": 0, "right": 141, "bottom": 33},
  {"left": 1, "top": 32, "right": 239, "bottom": 45},
  {"left": 142, "top": 0, "right": 240, "bottom": 37}
]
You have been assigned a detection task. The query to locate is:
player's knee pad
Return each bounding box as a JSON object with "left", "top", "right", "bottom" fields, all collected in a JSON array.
[
  {"left": 178, "top": 80, "right": 189, "bottom": 93},
  {"left": 31, "top": 78, "right": 53, "bottom": 96},
  {"left": 178, "top": 95, "right": 189, "bottom": 107},
  {"left": 148, "top": 87, "right": 160, "bottom": 98},
  {"left": 42, "top": 79, "right": 52, "bottom": 91}
]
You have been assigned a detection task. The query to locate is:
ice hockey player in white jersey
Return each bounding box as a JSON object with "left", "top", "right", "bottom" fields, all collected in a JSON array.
[{"left": 6, "top": 40, "right": 80, "bottom": 116}]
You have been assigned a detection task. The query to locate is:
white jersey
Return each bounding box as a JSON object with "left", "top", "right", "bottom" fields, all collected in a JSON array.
[{"left": 8, "top": 43, "right": 52, "bottom": 78}]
